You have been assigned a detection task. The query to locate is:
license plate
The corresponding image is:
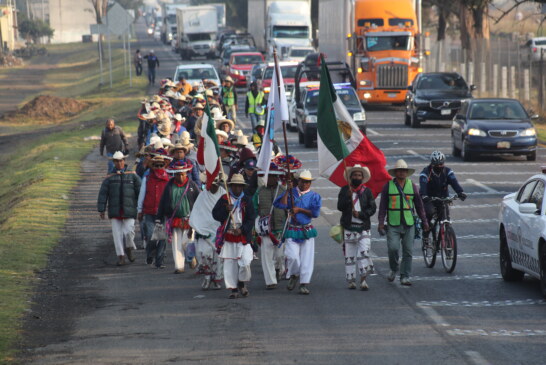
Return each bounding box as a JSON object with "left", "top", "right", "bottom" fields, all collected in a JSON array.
[
  {"left": 387, "top": 93, "right": 397, "bottom": 98},
  {"left": 441, "top": 109, "right": 451, "bottom": 115},
  {"left": 497, "top": 141, "right": 511, "bottom": 149}
]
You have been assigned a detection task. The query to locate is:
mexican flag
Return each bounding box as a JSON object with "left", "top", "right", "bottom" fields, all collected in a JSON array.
[
  {"left": 317, "top": 56, "right": 391, "bottom": 197},
  {"left": 197, "top": 101, "right": 221, "bottom": 190}
]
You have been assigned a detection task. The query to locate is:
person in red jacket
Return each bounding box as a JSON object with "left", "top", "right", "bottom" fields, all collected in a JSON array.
[{"left": 137, "top": 155, "right": 171, "bottom": 268}]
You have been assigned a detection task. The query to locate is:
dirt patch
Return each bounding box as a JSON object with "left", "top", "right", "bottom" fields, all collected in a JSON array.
[{"left": 2, "top": 95, "right": 89, "bottom": 122}]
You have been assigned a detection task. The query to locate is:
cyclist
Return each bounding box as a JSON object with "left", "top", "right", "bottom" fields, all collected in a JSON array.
[{"left": 419, "top": 151, "right": 467, "bottom": 244}]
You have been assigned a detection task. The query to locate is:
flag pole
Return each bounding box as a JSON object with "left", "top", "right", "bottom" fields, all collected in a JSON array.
[{"left": 272, "top": 49, "right": 294, "bottom": 207}]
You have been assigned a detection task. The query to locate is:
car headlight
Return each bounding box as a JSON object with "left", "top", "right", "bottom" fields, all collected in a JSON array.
[
  {"left": 353, "top": 112, "right": 365, "bottom": 121},
  {"left": 468, "top": 128, "right": 486, "bottom": 137},
  {"left": 359, "top": 80, "right": 372, "bottom": 87},
  {"left": 520, "top": 128, "right": 536, "bottom": 137},
  {"left": 305, "top": 115, "right": 317, "bottom": 123},
  {"left": 231, "top": 69, "right": 239, "bottom": 75},
  {"left": 264, "top": 87, "right": 270, "bottom": 94}
]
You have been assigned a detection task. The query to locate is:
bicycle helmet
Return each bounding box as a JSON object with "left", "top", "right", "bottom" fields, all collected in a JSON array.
[{"left": 430, "top": 150, "right": 445, "bottom": 165}]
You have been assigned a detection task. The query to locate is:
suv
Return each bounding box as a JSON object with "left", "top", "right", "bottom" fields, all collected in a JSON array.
[
  {"left": 226, "top": 52, "right": 264, "bottom": 87},
  {"left": 521, "top": 37, "right": 546, "bottom": 64},
  {"left": 405, "top": 72, "right": 475, "bottom": 128}
]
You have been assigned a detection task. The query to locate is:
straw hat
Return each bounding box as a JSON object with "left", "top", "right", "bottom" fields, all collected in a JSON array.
[
  {"left": 149, "top": 134, "right": 161, "bottom": 146},
  {"left": 228, "top": 173, "right": 247, "bottom": 185},
  {"left": 216, "top": 130, "right": 229, "bottom": 141},
  {"left": 205, "top": 89, "right": 214, "bottom": 97},
  {"left": 192, "top": 81, "right": 200, "bottom": 87},
  {"left": 171, "top": 138, "right": 194, "bottom": 153},
  {"left": 344, "top": 164, "right": 371, "bottom": 184},
  {"left": 180, "top": 131, "right": 193, "bottom": 141},
  {"left": 193, "top": 103, "right": 205, "bottom": 110},
  {"left": 298, "top": 170, "right": 315, "bottom": 181},
  {"left": 142, "top": 111, "right": 157, "bottom": 120},
  {"left": 173, "top": 113, "right": 185, "bottom": 121},
  {"left": 158, "top": 123, "right": 172, "bottom": 136},
  {"left": 164, "top": 90, "right": 176, "bottom": 98},
  {"left": 256, "top": 119, "right": 266, "bottom": 128},
  {"left": 151, "top": 95, "right": 162, "bottom": 103},
  {"left": 216, "top": 118, "right": 235, "bottom": 131},
  {"left": 224, "top": 76, "right": 234, "bottom": 84},
  {"left": 109, "top": 151, "right": 128, "bottom": 160},
  {"left": 167, "top": 160, "right": 193, "bottom": 174},
  {"left": 161, "top": 137, "right": 173, "bottom": 148},
  {"left": 388, "top": 159, "right": 415, "bottom": 177},
  {"left": 234, "top": 134, "right": 249, "bottom": 147},
  {"left": 176, "top": 94, "right": 186, "bottom": 101}
]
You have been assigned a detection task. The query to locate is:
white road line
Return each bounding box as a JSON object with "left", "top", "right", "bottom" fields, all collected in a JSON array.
[
  {"left": 408, "top": 149, "right": 428, "bottom": 160},
  {"left": 465, "top": 351, "right": 491, "bottom": 365},
  {"left": 321, "top": 207, "right": 336, "bottom": 215},
  {"left": 418, "top": 305, "right": 450, "bottom": 327},
  {"left": 373, "top": 234, "right": 497, "bottom": 242},
  {"left": 452, "top": 329, "right": 546, "bottom": 337},
  {"left": 366, "top": 128, "right": 381, "bottom": 136},
  {"left": 466, "top": 179, "right": 499, "bottom": 194},
  {"left": 411, "top": 274, "right": 501, "bottom": 281},
  {"left": 417, "top": 299, "right": 546, "bottom": 307},
  {"left": 451, "top": 204, "right": 499, "bottom": 209},
  {"left": 372, "top": 253, "right": 499, "bottom": 261}
]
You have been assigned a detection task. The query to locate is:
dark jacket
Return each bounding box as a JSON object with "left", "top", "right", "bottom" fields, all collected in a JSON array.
[
  {"left": 144, "top": 54, "right": 159, "bottom": 69},
  {"left": 419, "top": 165, "right": 463, "bottom": 198},
  {"left": 337, "top": 185, "right": 376, "bottom": 231},
  {"left": 100, "top": 126, "right": 128, "bottom": 155},
  {"left": 157, "top": 178, "right": 200, "bottom": 219},
  {"left": 97, "top": 170, "right": 141, "bottom": 219},
  {"left": 212, "top": 193, "right": 255, "bottom": 243}
]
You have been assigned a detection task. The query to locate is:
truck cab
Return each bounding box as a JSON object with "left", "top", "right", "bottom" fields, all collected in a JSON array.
[{"left": 266, "top": 1, "right": 313, "bottom": 59}]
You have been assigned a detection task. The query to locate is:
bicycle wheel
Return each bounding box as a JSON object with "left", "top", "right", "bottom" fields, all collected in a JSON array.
[
  {"left": 422, "top": 234, "right": 437, "bottom": 268},
  {"left": 441, "top": 225, "right": 457, "bottom": 273}
]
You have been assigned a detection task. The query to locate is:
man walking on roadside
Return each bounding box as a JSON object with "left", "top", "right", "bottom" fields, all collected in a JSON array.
[
  {"left": 100, "top": 119, "right": 129, "bottom": 173},
  {"left": 377, "top": 159, "right": 429, "bottom": 286},
  {"left": 245, "top": 81, "right": 266, "bottom": 130},
  {"left": 134, "top": 49, "right": 143, "bottom": 76},
  {"left": 221, "top": 76, "right": 238, "bottom": 123},
  {"left": 97, "top": 151, "right": 141, "bottom": 266},
  {"left": 144, "top": 50, "right": 160, "bottom": 85}
]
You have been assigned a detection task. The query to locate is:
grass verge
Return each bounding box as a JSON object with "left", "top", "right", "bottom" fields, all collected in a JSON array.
[{"left": 0, "top": 40, "right": 145, "bottom": 363}]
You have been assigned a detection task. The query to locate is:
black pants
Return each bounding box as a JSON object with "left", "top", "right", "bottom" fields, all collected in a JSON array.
[
  {"left": 423, "top": 201, "right": 446, "bottom": 238},
  {"left": 135, "top": 63, "right": 142, "bottom": 76}
]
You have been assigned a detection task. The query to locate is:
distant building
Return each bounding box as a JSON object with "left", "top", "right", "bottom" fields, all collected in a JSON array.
[
  {"left": 0, "top": 5, "right": 16, "bottom": 51},
  {"left": 48, "top": 0, "right": 95, "bottom": 43}
]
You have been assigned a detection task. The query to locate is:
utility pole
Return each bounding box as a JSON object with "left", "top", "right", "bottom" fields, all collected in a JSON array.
[{"left": 416, "top": 0, "right": 422, "bottom": 67}]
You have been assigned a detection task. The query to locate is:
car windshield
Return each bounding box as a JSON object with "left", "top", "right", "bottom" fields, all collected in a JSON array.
[
  {"left": 417, "top": 74, "right": 467, "bottom": 90},
  {"left": 176, "top": 67, "right": 216, "bottom": 81},
  {"left": 536, "top": 40, "right": 546, "bottom": 46},
  {"left": 336, "top": 88, "right": 361, "bottom": 108},
  {"left": 366, "top": 35, "right": 410, "bottom": 51},
  {"left": 167, "top": 14, "right": 176, "bottom": 24},
  {"left": 252, "top": 66, "right": 263, "bottom": 78},
  {"left": 188, "top": 33, "right": 211, "bottom": 42},
  {"left": 263, "top": 65, "right": 298, "bottom": 79},
  {"left": 305, "top": 90, "right": 319, "bottom": 108},
  {"left": 469, "top": 101, "right": 528, "bottom": 120},
  {"left": 290, "top": 49, "right": 313, "bottom": 57},
  {"left": 272, "top": 26, "right": 309, "bottom": 39},
  {"left": 233, "top": 55, "right": 263, "bottom": 65}
]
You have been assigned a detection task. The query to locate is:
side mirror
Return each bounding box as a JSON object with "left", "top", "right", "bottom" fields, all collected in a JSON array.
[
  {"left": 470, "top": 84, "right": 477, "bottom": 91},
  {"left": 519, "top": 202, "right": 539, "bottom": 215},
  {"left": 407, "top": 85, "right": 413, "bottom": 91},
  {"left": 531, "top": 114, "right": 540, "bottom": 120}
]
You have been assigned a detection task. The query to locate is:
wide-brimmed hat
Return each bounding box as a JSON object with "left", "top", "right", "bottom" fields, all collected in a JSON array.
[
  {"left": 158, "top": 122, "right": 172, "bottom": 136},
  {"left": 228, "top": 173, "right": 247, "bottom": 185},
  {"left": 151, "top": 95, "right": 162, "bottom": 103},
  {"left": 194, "top": 94, "right": 205, "bottom": 101},
  {"left": 174, "top": 113, "right": 185, "bottom": 121},
  {"left": 298, "top": 169, "right": 315, "bottom": 181},
  {"left": 110, "top": 151, "right": 128, "bottom": 160},
  {"left": 205, "top": 89, "right": 214, "bottom": 97},
  {"left": 273, "top": 154, "right": 302, "bottom": 171},
  {"left": 224, "top": 76, "right": 234, "bottom": 84},
  {"left": 167, "top": 159, "right": 193, "bottom": 174},
  {"left": 136, "top": 145, "right": 153, "bottom": 157},
  {"left": 216, "top": 130, "right": 229, "bottom": 141},
  {"left": 234, "top": 134, "right": 249, "bottom": 147},
  {"left": 192, "top": 81, "right": 200, "bottom": 87},
  {"left": 193, "top": 103, "right": 205, "bottom": 110},
  {"left": 257, "top": 162, "right": 284, "bottom": 176},
  {"left": 219, "top": 141, "right": 238, "bottom": 152},
  {"left": 150, "top": 155, "right": 168, "bottom": 165},
  {"left": 216, "top": 118, "right": 235, "bottom": 131},
  {"left": 388, "top": 159, "right": 415, "bottom": 177},
  {"left": 175, "top": 93, "right": 186, "bottom": 101},
  {"left": 160, "top": 137, "right": 173, "bottom": 148},
  {"left": 256, "top": 119, "right": 266, "bottom": 128},
  {"left": 345, "top": 164, "right": 371, "bottom": 184},
  {"left": 164, "top": 90, "right": 176, "bottom": 98},
  {"left": 170, "top": 138, "right": 194, "bottom": 153},
  {"left": 142, "top": 111, "right": 157, "bottom": 120}
]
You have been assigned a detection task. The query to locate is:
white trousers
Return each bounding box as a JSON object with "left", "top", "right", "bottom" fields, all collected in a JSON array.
[
  {"left": 285, "top": 238, "right": 315, "bottom": 284},
  {"left": 172, "top": 228, "right": 192, "bottom": 271},
  {"left": 111, "top": 219, "right": 136, "bottom": 256},
  {"left": 260, "top": 235, "right": 285, "bottom": 285},
  {"left": 343, "top": 230, "right": 373, "bottom": 282},
  {"left": 196, "top": 236, "right": 223, "bottom": 281},
  {"left": 221, "top": 242, "right": 252, "bottom": 289}
]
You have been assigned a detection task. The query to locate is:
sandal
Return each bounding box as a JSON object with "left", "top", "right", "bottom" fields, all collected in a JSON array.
[{"left": 228, "top": 292, "right": 239, "bottom": 299}]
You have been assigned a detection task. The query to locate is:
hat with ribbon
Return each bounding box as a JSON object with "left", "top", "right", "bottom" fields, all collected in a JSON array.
[
  {"left": 167, "top": 159, "right": 193, "bottom": 174},
  {"left": 257, "top": 162, "right": 284, "bottom": 176},
  {"left": 219, "top": 141, "right": 238, "bottom": 152}
]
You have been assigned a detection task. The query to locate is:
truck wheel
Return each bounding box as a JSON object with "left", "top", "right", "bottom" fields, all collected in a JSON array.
[
  {"left": 298, "top": 129, "right": 304, "bottom": 144},
  {"left": 411, "top": 112, "right": 421, "bottom": 128},
  {"left": 527, "top": 151, "right": 537, "bottom": 161},
  {"left": 404, "top": 111, "right": 411, "bottom": 126},
  {"left": 304, "top": 130, "right": 314, "bottom": 148}
]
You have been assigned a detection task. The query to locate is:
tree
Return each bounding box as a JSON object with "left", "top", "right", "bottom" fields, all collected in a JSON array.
[{"left": 17, "top": 13, "right": 54, "bottom": 43}]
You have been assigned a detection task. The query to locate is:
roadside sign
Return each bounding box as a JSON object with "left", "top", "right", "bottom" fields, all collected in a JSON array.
[
  {"left": 102, "top": 2, "right": 134, "bottom": 36},
  {"left": 90, "top": 24, "right": 107, "bottom": 35}
]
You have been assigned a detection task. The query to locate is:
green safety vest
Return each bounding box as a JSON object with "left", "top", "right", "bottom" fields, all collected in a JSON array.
[
  {"left": 222, "top": 86, "right": 235, "bottom": 106},
  {"left": 247, "top": 91, "right": 265, "bottom": 115},
  {"left": 387, "top": 179, "right": 415, "bottom": 226}
]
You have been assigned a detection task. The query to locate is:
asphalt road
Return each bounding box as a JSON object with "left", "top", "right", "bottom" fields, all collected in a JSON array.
[{"left": 21, "top": 19, "right": 546, "bottom": 365}]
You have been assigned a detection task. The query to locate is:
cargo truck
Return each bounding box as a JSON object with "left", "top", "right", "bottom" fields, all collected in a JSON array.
[
  {"left": 176, "top": 6, "right": 218, "bottom": 60},
  {"left": 160, "top": 1, "right": 190, "bottom": 44},
  {"left": 318, "top": 0, "right": 427, "bottom": 105},
  {"left": 247, "top": 0, "right": 313, "bottom": 58}
]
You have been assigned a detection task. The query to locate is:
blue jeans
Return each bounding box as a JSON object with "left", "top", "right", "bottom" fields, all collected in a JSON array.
[
  {"left": 148, "top": 68, "right": 156, "bottom": 84},
  {"left": 249, "top": 113, "right": 258, "bottom": 130},
  {"left": 143, "top": 214, "right": 166, "bottom": 267},
  {"left": 106, "top": 152, "right": 114, "bottom": 173},
  {"left": 386, "top": 224, "right": 415, "bottom": 279}
]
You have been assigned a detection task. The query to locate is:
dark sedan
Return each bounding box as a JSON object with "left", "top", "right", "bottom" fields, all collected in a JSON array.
[
  {"left": 405, "top": 72, "right": 475, "bottom": 128},
  {"left": 451, "top": 99, "right": 538, "bottom": 161}
]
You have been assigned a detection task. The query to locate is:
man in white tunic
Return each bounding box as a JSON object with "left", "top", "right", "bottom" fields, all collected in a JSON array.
[
  {"left": 189, "top": 176, "right": 226, "bottom": 290},
  {"left": 212, "top": 174, "right": 256, "bottom": 299}
]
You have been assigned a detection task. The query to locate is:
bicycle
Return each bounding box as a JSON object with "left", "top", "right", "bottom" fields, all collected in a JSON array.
[{"left": 421, "top": 195, "right": 459, "bottom": 273}]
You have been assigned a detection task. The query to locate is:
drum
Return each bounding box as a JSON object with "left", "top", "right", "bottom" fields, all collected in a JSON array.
[{"left": 255, "top": 215, "right": 271, "bottom": 236}]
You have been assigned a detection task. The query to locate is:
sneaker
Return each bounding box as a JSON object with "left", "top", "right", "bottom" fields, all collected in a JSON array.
[
  {"left": 287, "top": 275, "right": 298, "bottom": 291},
  {"left": 360, "top": 279, "right": 369, "bottom": 291},
  {"left": 299, "top": 284, "right": 310, "bottom": 295},
  {"left": 146, "top": 257, "right": 153, "bottom": 265},
  {"left": 239, "top": 285, "right": 249, "bottom": 297},
  {"left": 400, "top": 277, "right": 412, "bottom": 286},
  {"left": 348, "top": 281, "right": 357, "bottom": 290},
  {"left": 228, "top": 291, "right": 239, "bottom": 299},
  {"left": 201, "top": 277, "right": 211, "bottom": 290},
  {"left": 266, "top": 284, "right": 277, "bottom": 290},
  {"left": 157, "top": 264, "right": 166, "bottom": 269},
  {"left": 116, "top": 256, "right": 126, "bottom": 266},
  {"left": 387, "top": 271, "right": 396, "bottom": 282}
]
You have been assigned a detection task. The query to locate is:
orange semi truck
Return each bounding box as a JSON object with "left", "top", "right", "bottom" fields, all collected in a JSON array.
[{"left": 318, "top": 0, "right": 426, "bottom": 105}]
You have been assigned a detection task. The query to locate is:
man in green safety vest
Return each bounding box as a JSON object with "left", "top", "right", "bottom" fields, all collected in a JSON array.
[
  {"left": 222, "top": 76, "right": 238, "bottom": 123},
  {"left": 245, "top": 81, "right": 266, "bottom": 129},
  {"left": 377, "top": 159, "right": 429, "bottom": 286}
]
